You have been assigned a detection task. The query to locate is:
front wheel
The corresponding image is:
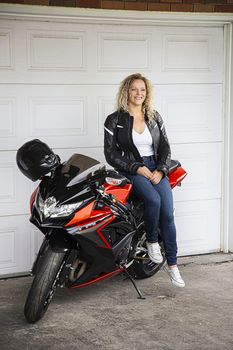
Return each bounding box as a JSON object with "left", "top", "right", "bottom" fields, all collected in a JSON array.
[{"left": 24, "top": 245, "right": 65, "bottom": 323}]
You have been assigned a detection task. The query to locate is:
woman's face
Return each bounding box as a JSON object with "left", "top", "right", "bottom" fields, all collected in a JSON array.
[{"left": 128, "top": 79, "right": 147, "bottom": 108}]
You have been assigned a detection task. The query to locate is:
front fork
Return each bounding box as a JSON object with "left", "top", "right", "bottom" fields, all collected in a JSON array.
[{"left": 31, "top": 229, "right": 74, "bottom": 276}]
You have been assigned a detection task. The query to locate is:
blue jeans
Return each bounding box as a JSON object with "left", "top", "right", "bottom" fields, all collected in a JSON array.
[{"left": 123, "top": 156, "right": 177, "bottom": 266}]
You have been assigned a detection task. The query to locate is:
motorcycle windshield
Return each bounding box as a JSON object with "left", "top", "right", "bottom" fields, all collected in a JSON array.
[
  {"left": 60, "top": 154, "right": 104, "bottom": 187},
  {"left": 38, "top": 154, "right": 105, "bottom": 205}
]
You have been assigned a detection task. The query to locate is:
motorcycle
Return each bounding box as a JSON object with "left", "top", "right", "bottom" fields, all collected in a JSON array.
[{"left": 16, "top": 139, "right": 187, "bottom": 323}]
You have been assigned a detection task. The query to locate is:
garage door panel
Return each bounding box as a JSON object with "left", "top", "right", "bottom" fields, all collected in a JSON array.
[
  {"left": 98, "top": 32, "right": 151, "bottom": 71},
  {"left": 175, "top": 199, "right": 220, "bottom": 256},
  {"left": 0, "top": 96, "right": 16, "bottom": 138},
  {"left": 155, "top": 84, "right": 222, "bottom": 143},
  {"left": 0, "top": 21, "right": 222, "bottom": 85},
  {"left": 162, "top": 35, "right": 209, "bottom": 71},
  {"left": 0, "top": 28, "right": 13, "bottom": 69},
  {"left": 0, "top": 91, "right": 31, "bottom": 150},
  {"left": 55, "top": 146, "right": 105, "bottom": 164},
  {"left": 25, "top": 86, "right": 89, "bottom": 145},
  {"left": 27, "top": 29, "right": 86, "bottom": 71},
  {"left": 0, "top": 215, "right": 32, "bottom": 276},
  {"left": 172, "top": 143, "right": 221, "bottom": 202},
  {"left": 160, "top": 33, "right": 221, "bottom": 77},
  {"left": 28, "top": 96, "right": 87, "bottom": 138},
  {"left": 0, "top": 151, "right": 32, "bottom": 216},
  {"left": 152, "top": 26, "right": 223, "bottom": 84}
]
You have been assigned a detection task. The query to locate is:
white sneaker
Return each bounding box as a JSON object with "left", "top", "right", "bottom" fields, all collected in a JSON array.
[
  {"left": 146, "top": 242, "right": 163, "bottom": 264},
  {"left": 166, "top": 266, "right": 185, "bottom": 288}
]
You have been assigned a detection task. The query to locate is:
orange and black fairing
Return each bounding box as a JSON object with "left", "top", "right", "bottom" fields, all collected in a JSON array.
[
  {"left": 63, "top": 182, "right": 133, "bottom": 288},
  {"left": 65, "top": 201, "right": 115, "bottom": 248},
  {"left": 104, "top": 183, "right": 132, "bottom": 204},
  {"left": 65, "top": 182, "right": 132, "bottom": 249}
]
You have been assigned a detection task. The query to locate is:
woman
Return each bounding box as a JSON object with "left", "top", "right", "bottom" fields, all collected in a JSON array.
[{"left": 104, "top": 73, "right": 185, "bottom": 288}]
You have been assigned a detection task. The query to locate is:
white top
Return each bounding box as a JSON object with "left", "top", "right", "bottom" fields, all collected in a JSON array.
[{"left": 132, "top": 124, "right": 154, "bottom": 157}]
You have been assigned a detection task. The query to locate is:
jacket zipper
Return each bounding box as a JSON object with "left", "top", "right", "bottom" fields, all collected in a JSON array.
[{"left": 127, "top": 114, "right": 143, "bottom": 162}]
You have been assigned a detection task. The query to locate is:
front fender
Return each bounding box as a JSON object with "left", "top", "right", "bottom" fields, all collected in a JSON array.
[
  {"left": 31, "top": 229, "right": 74, "bottom": 275},
  {"left": 48, "top": 229, "right": 73, "bottom": 252}
]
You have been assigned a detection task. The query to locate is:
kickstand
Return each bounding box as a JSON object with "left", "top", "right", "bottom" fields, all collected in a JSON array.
[{"left": 122, "top": 267, "right": 146, "bottom": 300}]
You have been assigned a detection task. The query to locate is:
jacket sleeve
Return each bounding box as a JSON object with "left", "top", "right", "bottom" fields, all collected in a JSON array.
[
  {"left": 155, "top": 111, "right": 171, "bottom": 176},
  {"left": 104, "top": 113, "right": 142, "bottom": 174}
]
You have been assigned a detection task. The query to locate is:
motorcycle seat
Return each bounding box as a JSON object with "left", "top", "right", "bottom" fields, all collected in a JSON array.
[{"left": 168, "top": 160, "right": 181, "bottom": 174}]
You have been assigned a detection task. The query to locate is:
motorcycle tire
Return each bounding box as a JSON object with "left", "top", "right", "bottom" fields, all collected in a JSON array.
[
  {"left": 129, "top": 255, "right": 165, "bottom": 279},
  {"left": 24, "top": 245, "right": 65, "bottom": 323}
]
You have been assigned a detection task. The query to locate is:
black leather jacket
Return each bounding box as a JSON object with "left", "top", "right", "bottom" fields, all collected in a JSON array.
[{"left": 104, "top": 109, "right": 171, "bottom": 175}]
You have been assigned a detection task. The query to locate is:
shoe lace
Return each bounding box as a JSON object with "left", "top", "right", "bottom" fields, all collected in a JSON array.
[
  {"left": 173, "top": 269, "right": 181, "bottom": 278},
  {"left": 150, "top": 243, "right": 160, "bottom": 254},
  {"left": 164, "top": 266, "right": 181, "bottom": 278},
  {"left": 171, "top": 269, "right": 183, "bottom": 282}
]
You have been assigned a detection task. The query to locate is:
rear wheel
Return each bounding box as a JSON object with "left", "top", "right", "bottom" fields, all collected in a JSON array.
[{"left": 24, "top": 245, "right": 65, "bottom": 323}]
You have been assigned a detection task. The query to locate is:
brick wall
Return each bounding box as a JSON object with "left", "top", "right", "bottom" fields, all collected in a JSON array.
[{"left": 0, "top": 0, "right": 233, "bottom": 13}]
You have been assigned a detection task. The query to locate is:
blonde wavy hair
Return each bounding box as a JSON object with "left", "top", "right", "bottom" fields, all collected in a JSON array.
[{"left": 116, "top": 73, "right": 154, "bottom": 122}]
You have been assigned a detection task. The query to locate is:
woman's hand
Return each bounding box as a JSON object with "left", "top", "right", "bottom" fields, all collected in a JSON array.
[
  {"left": 150, "top": 170, "right": 163, "bottom": 185},
  {"left": 136, "top": 166, "right": 153, "bottom": 180}
]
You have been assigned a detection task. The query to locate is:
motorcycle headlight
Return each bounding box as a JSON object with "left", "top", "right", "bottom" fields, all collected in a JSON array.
[{"left": 37, "top": 195, "right": 83, "bottom": 218}]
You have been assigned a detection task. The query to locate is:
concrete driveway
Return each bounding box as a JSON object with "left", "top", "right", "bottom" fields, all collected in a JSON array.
[{"left": 0, "top": 253, "right": 233, "bottom": 350}]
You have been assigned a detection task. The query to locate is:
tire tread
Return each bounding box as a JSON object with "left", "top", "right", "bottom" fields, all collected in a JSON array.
[{"left": 24, "top": 246, "right": 65, "bottom": 323}]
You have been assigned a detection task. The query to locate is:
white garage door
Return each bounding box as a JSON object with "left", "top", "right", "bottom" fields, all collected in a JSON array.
[{"left": 0, "top": 17, "right": 223, "bottom": 276}]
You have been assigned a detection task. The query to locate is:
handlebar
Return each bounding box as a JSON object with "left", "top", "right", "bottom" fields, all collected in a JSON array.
[{"left": 96, "top": 187, "right": 131, "bottom": 218}]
